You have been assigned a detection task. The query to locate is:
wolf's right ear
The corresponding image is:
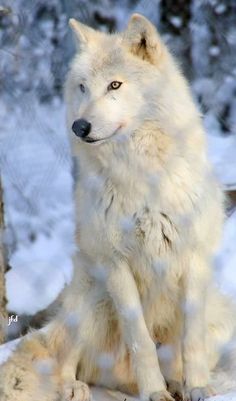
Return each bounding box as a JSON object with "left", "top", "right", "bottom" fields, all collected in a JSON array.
[
  {"left": 69, "top": 18, "right": 95, "bottom": 50},
  {"left": 122, "top": 14, "right": 163, "bottom": 64}
]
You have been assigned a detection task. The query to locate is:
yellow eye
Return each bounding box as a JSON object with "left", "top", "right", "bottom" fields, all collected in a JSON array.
[{"left": 108, "top": 81, "right": 122, "bottom": 91}]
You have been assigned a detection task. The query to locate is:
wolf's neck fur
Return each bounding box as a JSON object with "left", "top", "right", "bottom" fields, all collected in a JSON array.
[
  {"left": 76, "top": 119, "right": 209, "bottom": 227},
  {"left": 78, "top": 116, "right": 205, "bottom": 189}
]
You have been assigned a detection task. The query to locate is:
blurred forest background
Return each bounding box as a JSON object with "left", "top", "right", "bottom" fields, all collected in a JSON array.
[
  {"left": 0, "top": 0, "right": 236, "bottom": 340},
  {"left": 1, "top": 0, "right": 236, "bottom": 133}
]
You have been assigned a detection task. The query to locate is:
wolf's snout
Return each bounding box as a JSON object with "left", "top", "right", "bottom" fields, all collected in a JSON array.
[{"left": 72, "top": 119, "right": 91, "bottom": 138}]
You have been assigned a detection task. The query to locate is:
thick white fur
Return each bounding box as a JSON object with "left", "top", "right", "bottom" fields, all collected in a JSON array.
[{"left": 0, "top": 13, "right": 235, "bottom": 401}]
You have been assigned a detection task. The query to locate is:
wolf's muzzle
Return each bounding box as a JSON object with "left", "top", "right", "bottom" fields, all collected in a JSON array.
[{"left": 72, "top": 119, "right": 91, "bottom": 138}]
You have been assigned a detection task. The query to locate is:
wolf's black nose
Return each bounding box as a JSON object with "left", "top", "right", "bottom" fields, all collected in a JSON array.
[{"left": 72, "top": 119, "right": 91, "bottom": 138}]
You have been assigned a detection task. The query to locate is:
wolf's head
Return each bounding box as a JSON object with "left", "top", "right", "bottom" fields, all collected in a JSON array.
[{"left": 65, "top": 14, "right": 171, "bottom": 148}]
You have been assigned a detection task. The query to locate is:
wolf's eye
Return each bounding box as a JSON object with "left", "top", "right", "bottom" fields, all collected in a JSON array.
[
  {"left": 79, "top": 83, "right": 85, "bottom": 93},
  {"left": 108, "top": 81, "right": 122, "bottom": 91}
]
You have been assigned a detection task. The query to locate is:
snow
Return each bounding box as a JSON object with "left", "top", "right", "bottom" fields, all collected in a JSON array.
[
  {"left": 207, "top": 133, "right": 236, "bottom": 188},
  {"left": 0, "top": 99, "right": 75, "bottom": 315},
  {"left": 216, "top": 210, "right": 236, "bottom": 299},
  {"left": 215, "top": 4, "right": 227, "bottom": 15},
  {"left": 0, "top": 339, "right": 20, "bottom": 365},
  {"left": 169, "top": 16, "right": 183, "bottom": 28},
  {"left": 211, "top": 395, "right": 236, "bottom": 401},
  {"left": 209, "top": 46, "right": 220, "bottom": 57},
  {"left": 6, "top": 233, "right": 74, "bottom": 315}
]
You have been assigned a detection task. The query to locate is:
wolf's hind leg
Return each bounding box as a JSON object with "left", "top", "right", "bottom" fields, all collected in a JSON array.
[{"left": 46, "top": 311, "right": 92, "bottom": 401}]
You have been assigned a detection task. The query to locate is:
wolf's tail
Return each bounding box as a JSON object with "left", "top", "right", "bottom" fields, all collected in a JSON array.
[
  {"left": 0, "top": 310, "right": 82, "bottom": 401},
  {"left": 0, "top": 329, "right": 61, "bottom": 401}
]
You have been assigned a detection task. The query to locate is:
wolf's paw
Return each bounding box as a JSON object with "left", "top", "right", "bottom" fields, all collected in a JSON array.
[
  {"left": 63, "top": 380, "right": 91, "bottom": 401},
  {"left": 150, "top": 389, "right": 175, "bottom": 401},
  {"left": 184, "top": 386, "right": 214, "bottom": 401},
  {"left": 167, "top": 380, "right": 183, "bottom": 401}
]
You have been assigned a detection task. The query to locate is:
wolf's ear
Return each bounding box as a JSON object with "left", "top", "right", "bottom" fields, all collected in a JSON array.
[
  {"left": 69, "top": 18, "right": 95, "bottom": 50},
  {"left": 122, "top": 14, "right": 163, "bottom": 64}
]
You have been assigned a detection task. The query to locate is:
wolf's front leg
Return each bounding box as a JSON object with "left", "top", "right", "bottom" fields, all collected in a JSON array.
[
  {"left": 158, "top": 339, "right": 184, "bottom": 400},
  {"left": 182, "top": 253, "right": 212, "bottom": 401},
  {"left": 107, "top": 260, "right": 174, "bottom": 401}
]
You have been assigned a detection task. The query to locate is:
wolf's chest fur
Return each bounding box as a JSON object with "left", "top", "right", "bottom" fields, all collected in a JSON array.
[
  {"left": 76, "top": 153, "right": 187, "bottom": 284},
  {"left": 76, "top": 163, "right": 184, "bottom": 338}
]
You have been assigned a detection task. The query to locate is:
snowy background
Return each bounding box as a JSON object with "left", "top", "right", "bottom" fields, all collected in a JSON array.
[{"left": 0, "top": 0, "right": 236, "bottom": 349}]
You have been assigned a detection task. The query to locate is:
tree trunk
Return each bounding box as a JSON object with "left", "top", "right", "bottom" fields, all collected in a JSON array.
[{"left": 0, "top": 179, "right": 7, "bottom": 344}]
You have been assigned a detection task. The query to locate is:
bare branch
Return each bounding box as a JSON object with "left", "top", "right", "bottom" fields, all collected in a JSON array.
[{"left": 0, "top": 178, "right": 8, "bottom": 344}]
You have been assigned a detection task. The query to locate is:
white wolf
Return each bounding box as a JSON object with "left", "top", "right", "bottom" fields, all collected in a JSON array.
[{"left": 0, "top": 13, "right": 236, "bottom": 401}]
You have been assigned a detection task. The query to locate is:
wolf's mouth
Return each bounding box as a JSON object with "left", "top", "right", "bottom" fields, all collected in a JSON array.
[
  {"left": 82, "top": 126, "right": 122, "bottom": 144},
  {"left": 83, "top": 137, "right": 100, "bottom": 143}
]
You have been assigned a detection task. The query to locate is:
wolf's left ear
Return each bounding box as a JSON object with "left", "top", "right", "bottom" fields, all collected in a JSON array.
[
  {"left": 122, "top": 14, "right": 163, "bottom": 64},
  {"left": 69, "top": 18, "right": 96, "bottom": 50}
]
